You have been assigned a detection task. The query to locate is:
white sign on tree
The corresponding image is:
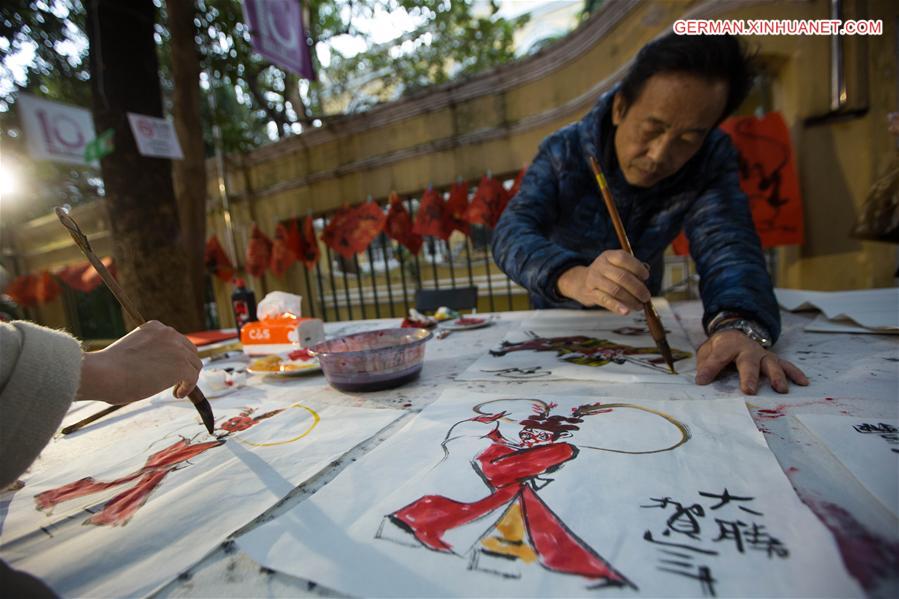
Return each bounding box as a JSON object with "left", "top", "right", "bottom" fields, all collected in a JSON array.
[
  {"left": 126, "top": 113, "right": 184, "bottom": 160},
  {"left": 17, "top": 94, "right": 97, "bottom": 166}
]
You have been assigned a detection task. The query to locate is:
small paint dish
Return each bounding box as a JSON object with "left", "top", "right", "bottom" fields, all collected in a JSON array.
[
  {"left": 246, "top": 353, "right": 322, "bottom": 377},
  {"left": 310, "top": 328, "right": 433, "bottom": 392},
  {"left": 439, "top": 316, "right": 493, "bottom": 331}
]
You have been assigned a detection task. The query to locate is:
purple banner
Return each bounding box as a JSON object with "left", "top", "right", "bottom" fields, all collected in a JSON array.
[{"left": 242, "top": 0, "right": 315, "bottom": 80}]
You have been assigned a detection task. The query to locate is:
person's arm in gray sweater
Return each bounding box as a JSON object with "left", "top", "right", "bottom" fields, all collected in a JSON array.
[
  {"left": 0, "top": 320, "right": 205, "bottom": 489},
  {"left": 0, "top": 321, "right": 82, "bottom": 489}
]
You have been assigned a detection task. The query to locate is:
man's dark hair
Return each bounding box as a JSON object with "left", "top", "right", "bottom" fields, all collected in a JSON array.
[{"left": 618, "top": 33, "right": 756, "bottom": 122}]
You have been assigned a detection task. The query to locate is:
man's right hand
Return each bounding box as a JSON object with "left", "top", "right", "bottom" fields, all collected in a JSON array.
[{"left": 556, "top": 250, "right": 651, "bottom": 314}]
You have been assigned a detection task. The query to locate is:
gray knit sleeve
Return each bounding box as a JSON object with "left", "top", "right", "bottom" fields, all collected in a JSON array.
[{"left": 0, "top": 321, "right": 83, "bottom": 488}]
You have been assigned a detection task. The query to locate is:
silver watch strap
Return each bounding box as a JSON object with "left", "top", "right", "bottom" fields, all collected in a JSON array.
[{"left": 709, "top": 316, "right": 773, "bottom": 348}]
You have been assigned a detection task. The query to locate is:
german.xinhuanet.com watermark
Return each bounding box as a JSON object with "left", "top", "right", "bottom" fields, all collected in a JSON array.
[{"left": 673, "top": 19, "right": 883, "bottom": 36}]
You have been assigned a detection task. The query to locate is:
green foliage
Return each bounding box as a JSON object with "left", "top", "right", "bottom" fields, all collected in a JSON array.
[
  {"left": 1, "top": 1, "right": 98, "bottom": 221},
  {"left": 323, "top": 0, "right": 528, "bottom": 112},
  {"left": 1, "top": 0, "right": 531, "bottom": 217},
  {"left": 0, "top": 0, "right": 90, "bottom": 106},
  {"left": 581, "top": 0, "right": 606, "bottom": 21},
  {"left": 324, "top": 0, "right": 528, "bottom": 108}
]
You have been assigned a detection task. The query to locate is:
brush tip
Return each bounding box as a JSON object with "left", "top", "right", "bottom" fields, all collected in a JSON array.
[{"left": 196, "top": 399, "right": 216, "bottom": 435}]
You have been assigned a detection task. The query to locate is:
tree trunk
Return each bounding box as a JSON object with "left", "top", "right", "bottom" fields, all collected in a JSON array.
[
  {"left": 85, "top": 0, "right": 203, "bottom": 333},
  {"left": 167, "top": 0, "right": 207, "bottom": 324}
]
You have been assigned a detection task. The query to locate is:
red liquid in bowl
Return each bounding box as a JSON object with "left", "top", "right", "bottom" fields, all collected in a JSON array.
[{"left": 310, "top": 328, "right": 432, "bottom": 392}]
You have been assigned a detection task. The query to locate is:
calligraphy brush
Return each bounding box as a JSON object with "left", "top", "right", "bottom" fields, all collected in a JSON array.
[
  {"left": 587, "top": 156, "right": 677, "bottom": 374},
  {"left": 55, "top": 207, "right": 216, "bottom": 434},
  {"left": 61, "top": 404, "right": 123, "bottom": 435}
]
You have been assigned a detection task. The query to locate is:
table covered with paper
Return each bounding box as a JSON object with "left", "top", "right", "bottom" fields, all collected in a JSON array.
[{"left": 0, "top": 299, "right": 896, "bottom": 597}]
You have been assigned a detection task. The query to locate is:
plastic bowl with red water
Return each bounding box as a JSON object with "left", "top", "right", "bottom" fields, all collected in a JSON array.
[{"left": 310, "top": 328, "right": 432, "bottom": 392}]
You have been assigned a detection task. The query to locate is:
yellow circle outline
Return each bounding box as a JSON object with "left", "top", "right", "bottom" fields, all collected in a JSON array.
[
  {"left": 237, "top": 403, "right": 320, "bottom": 447},
  {"left": 578, "top": 403, "right": 690, "bottom": 454}
]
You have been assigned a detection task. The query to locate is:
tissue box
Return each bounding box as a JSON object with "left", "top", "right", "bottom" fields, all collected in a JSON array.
[{"left": 240, "top": 317, "right": 325, "bottom": 355}]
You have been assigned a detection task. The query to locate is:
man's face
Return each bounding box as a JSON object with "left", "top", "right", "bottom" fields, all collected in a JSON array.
[
  {"left": 519, "top": 427, "right": 554, "bottom": 447},
  {"left": 612, "top": 72, "right": 728, "bottom": 188}
]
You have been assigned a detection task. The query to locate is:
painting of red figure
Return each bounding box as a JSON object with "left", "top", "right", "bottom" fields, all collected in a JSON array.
[
  {"left": 34, "top": 408, "right": 285, "bottom": 527},
  {"left": 378, "top": 399, "right": 689, "bottom": 588},
  {"left": 490, "top": 334, "right": 691, "bottom": 370}
]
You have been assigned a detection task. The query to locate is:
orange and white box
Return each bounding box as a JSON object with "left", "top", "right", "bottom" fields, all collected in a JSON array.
[{"left": 240, "top": 316, "right": 325, "bottom": 355}]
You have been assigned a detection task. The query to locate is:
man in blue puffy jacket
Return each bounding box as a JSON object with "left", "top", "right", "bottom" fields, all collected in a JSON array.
[{"left": 492, "top": 33, "right": 807, "bottom": 395}]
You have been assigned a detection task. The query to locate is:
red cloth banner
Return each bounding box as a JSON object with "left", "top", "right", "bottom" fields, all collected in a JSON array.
[
  {"left": 55, "top": 257, "right": 115, "bottom": 294},
  {"left": 446, "top": 181, "right": 470, "bottom": 237},
  {"left": 269, "top": 222, "right": 297, "bottom": 277},
  {"left": 7, "top": 271, "right": 61, "bottom": 306},
  {"left": 298, "top": 215, "right": 320, "bottom": 269},
  {"left": 246, "top": 224, "right": 273, "bottom": 278},
  {"left": 6, "top": 274, "right": 37, "bottom": 307},
  {"left": 466, "top": 174, "right": 509, "bottom": 229},
  {"left": 413, "top": 187, "right": 452, "bottom": 240},
  {"left": 204, "top": 235, "right": 235, "bottom": 282},
  {"left": 672, "top": 112, "right": 804, "bottom": 255},
  {"left": 35, "top": 271, "right": 60, "bottom": 304},
  {"left": 285, "top": 218, "right": 303, "bottom": 263},
  {"left": 322, "top": 202, "right": 387, "bottom": 259},
  {"left": 385, "top": 192, "right": 423, "bottom": 254}
]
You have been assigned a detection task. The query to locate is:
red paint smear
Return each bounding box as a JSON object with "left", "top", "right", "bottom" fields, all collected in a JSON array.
[
  {"left": 455, "top": 317, "right": 485, "bottom": 326},
  {"left": 287, "top": 348, "right": 314, "bottom": 361},
  {"left": 35, "top": 438, "right": 224, "bottom": 517},
  {"left": 754, "top": 398, "right": 842, "bottom": 421},
  {"left": 786, "top": 466, "right": 799, "bottom": 475},
  {"left": 809, "top": 499, "right": 899, "bottom": 590},
  {"left": 33, "top": 408, "right": 286, "bottom": 526},
  {"left": 86, "top": 469, "right": 170, "bottom": 527},
  {"left": 144, "top": 438, "right": 223, "bottom": 469},
  {"left": 219, "top": 408, "right": 284, "bottom": 433},
  {"left": 757, "top": 408, "right": 786, "bottom": 420},
  {"left": 35, "top": 474, "right": 142, "bottom": 511}
]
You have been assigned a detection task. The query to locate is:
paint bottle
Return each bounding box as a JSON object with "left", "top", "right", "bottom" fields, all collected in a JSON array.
[{"left": 231, "top": 278, "right": 257, "bottom": 336}]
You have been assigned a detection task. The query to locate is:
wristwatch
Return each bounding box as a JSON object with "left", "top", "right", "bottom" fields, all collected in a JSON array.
[{"left": 708, "top": 312, "right": 773, "bottom": 348}]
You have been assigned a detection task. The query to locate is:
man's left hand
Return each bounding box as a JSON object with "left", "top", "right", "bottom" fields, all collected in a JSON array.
[{"left": 694, "top": 330, "right": 809, "bottom": 394}]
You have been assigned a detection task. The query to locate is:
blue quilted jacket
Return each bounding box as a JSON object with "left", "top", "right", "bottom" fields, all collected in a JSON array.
[{"left": 492, "top": 88, "right": 781, "bottom": 341}]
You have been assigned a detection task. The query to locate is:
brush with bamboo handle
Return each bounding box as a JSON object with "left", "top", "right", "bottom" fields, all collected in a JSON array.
[
  {"left": 587, "top": 156, "right": 677, "bottom": 374},
  {"left": 55, "top": 206, "right": 216, "bottom": 434}
]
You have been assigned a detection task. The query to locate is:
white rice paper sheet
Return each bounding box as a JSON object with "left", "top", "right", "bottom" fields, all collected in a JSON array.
[
  {"left": 0, "top": 389, "right": 401, "bottom": 597},
  {"left": 458, "top": 300, "right": 696, "bottom": 384},
  {"left": 238, "top": 390, "right": 861, "bottom": 598}
]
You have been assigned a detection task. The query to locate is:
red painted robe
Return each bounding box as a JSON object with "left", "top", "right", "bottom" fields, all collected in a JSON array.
[{"left": 390, "top": 428, "right": 628, "bottom": 583}]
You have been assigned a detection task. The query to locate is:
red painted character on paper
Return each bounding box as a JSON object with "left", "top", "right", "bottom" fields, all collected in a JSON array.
[
  {"left": 491, "top": 333, "right": 692, "bottom": 370},
  {"left": 378, "top": 399, "right": 688, "bottom": 588},
  {"left": 34, "top": 408, "right": 284, "bottom": 527}
]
